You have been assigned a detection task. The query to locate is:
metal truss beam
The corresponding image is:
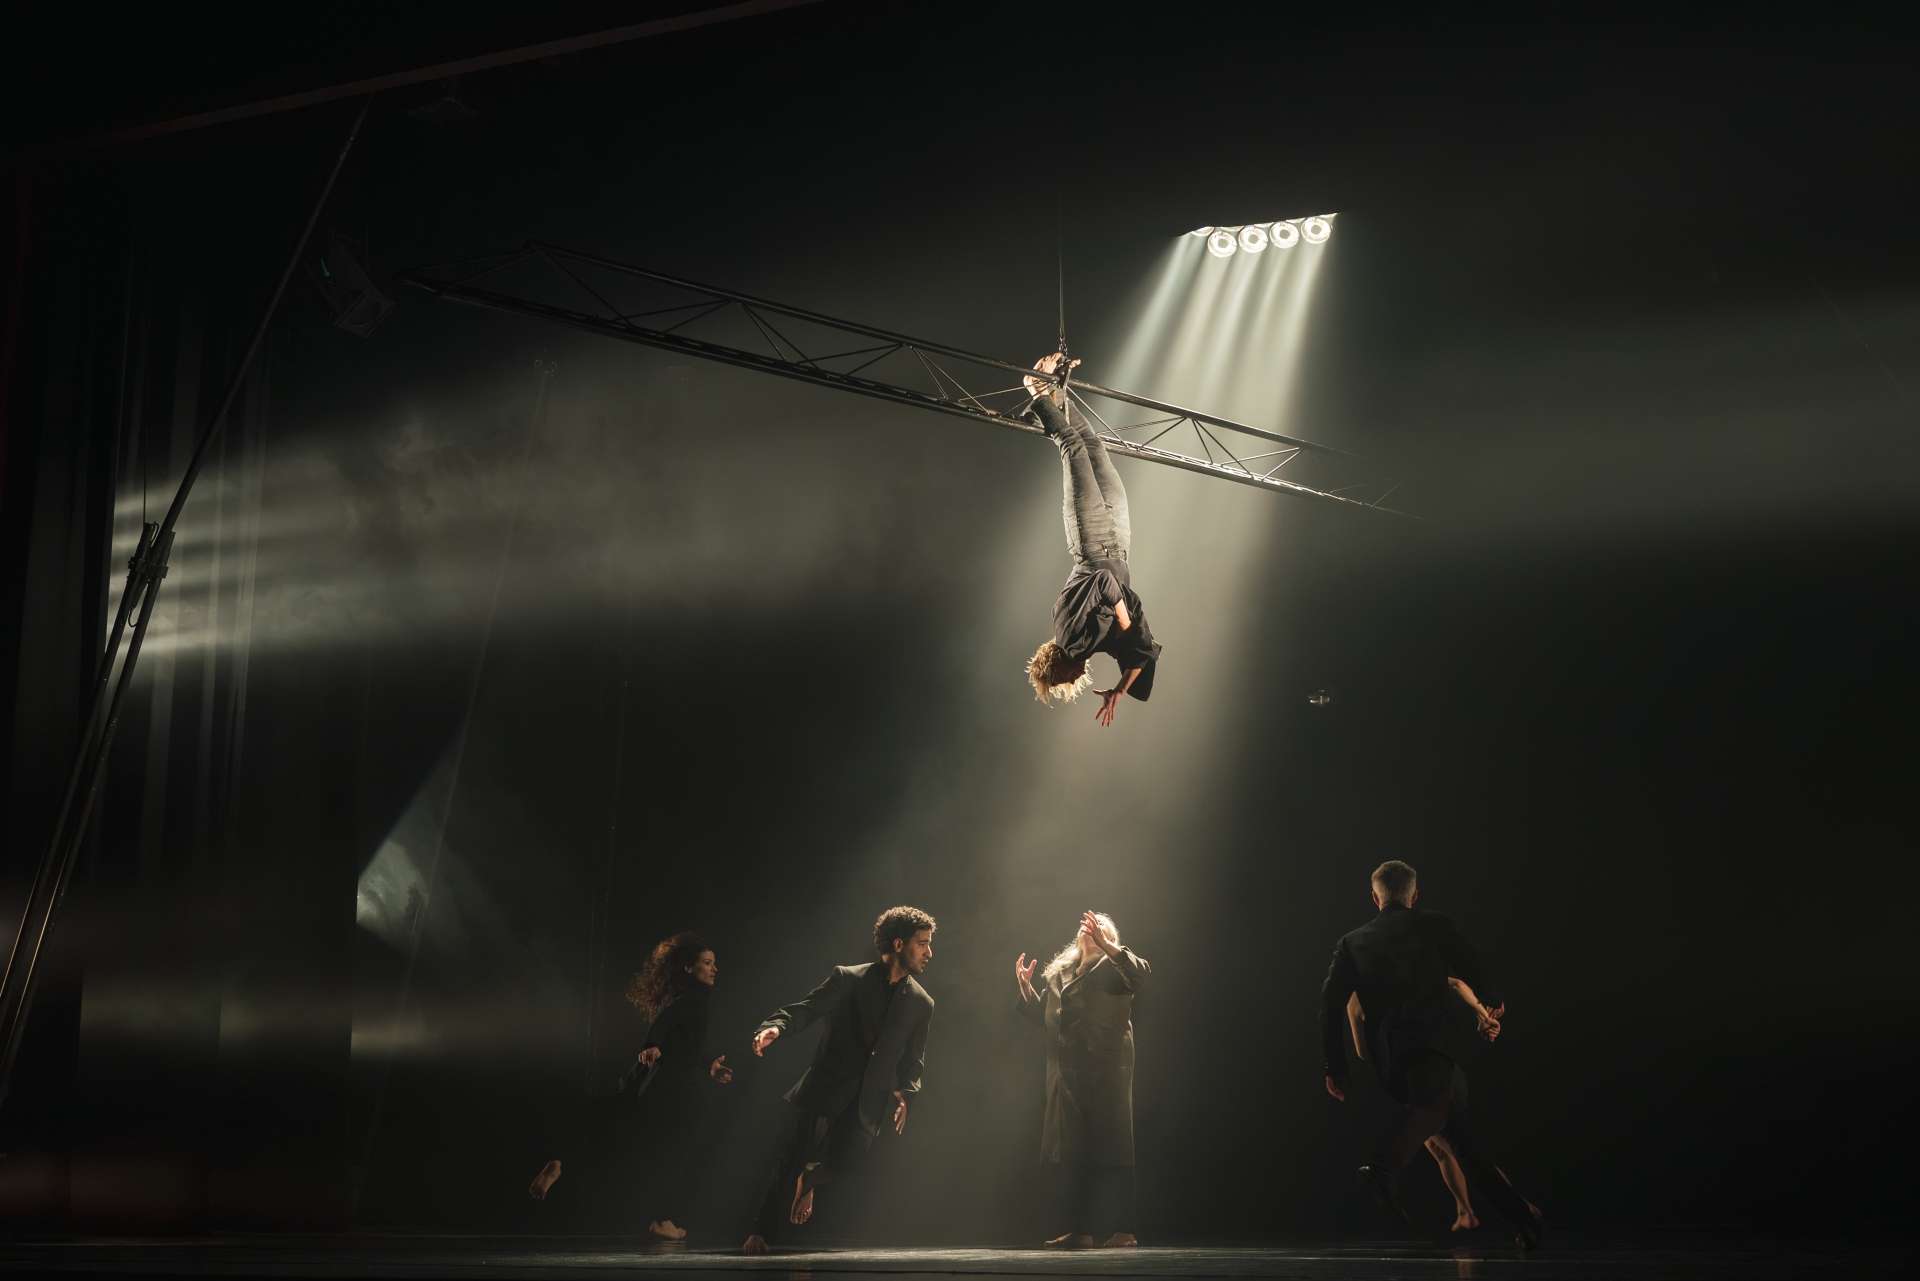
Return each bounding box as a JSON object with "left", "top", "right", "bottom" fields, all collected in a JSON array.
[{"left": 398, "top": 242, "right": 1409, "bottom": 515}]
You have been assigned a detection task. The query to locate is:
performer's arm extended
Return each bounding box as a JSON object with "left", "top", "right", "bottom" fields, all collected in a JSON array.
[
  {"left": 1094, "top": 666, "right": 1144, "bottom": 728},
  {"left": 1079, "top": 910, "right": 1150, "bottom": 992},
  {"left": 752, "top": 967, "right": 851, "bottom": 1056},
  {"left": 1448, "top": 975, "right": 1502, "bottom": 1042},
  {"left": 888, "top": 1003, "right": 932, "bottom": 1137},
  {"left": 898, "top": 1008, "right": 930, "bottom": 1097},
  {"left": 1320, "top": 939, "right": 1358, "bottom": 1100},
  {"left": 1434, "top": 917, "right": 1502, "bottom": 1014}
]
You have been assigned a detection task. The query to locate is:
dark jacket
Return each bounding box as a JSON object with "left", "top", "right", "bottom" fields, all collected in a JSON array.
[
  {"left": 1319, "top": 904, "right": 1498, "bottom": 1090},
  {"left": 1019, "top": 948, "right": 1149, "bottom": 1167},
  {"left": 757, "top": 962, "right": 934, "bottom": 1138},
  {"left": 616, "top": 984, "right": 716, "bottom": 1110},
  {"left": 1052, "top": 562, "right": 1161, "bottom": 701}
]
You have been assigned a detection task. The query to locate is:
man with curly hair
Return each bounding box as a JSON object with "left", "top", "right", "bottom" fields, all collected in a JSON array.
[
  {"left": 740, "top": 906, "right": 936, "bottom": 1253},
  {"left": 1021, "top": 352, "right": 1162, "bottom": 727}
]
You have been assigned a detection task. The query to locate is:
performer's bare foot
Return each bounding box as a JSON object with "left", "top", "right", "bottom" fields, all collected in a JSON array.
[
  {"left": 1098, "top": 1233, "right": 1138, "bottom": 1249},
  {"left": 1450, "top": 1210, "right": 1481, "bottom": 1232},
  {"left": 740, "top": 1234, "right": 769, "bottom": 1255},
  {"left": 648, "top": 1219, "right": 688, "bottom": 1241},
  {"left": 788, "top": 1168, "right": 818, "bottom": 1225},
  {"left": 1043, "top": 1233, "right": 1094, "bottom": 1249},
  {"left": 527, "top": 1160, "right": 562, "bottom": 1200}
]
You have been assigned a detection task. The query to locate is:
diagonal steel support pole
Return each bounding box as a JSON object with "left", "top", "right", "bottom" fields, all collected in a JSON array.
[{"left": 0, "top": 96, "right": 375, "bottom": 1112}]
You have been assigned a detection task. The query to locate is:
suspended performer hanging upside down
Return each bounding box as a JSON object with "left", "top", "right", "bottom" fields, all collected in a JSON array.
[{"left": 1023, "top": 353, "right": 1164, "bottom": 727}]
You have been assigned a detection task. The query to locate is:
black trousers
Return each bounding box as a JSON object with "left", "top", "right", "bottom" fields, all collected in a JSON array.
[
  {"left": 751, "top": 1102, "right": 866, "bottom": 1238},
  {"left": 541, "top": 1096, "right": 695, "bottom": 1229},
  {"left": 1051, "top": 1161, "right": 1136, "bottom": 1237},
  {"left": 1380, "top": 1050, "right": 1532, "bottom": 1231}
]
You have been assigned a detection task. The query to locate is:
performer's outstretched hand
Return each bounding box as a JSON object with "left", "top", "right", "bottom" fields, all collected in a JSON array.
[
  {"left": 752, "top": 1027, "right": 780, "bottom": 1057},
  {"left": 1014, "top": 953, "right": 1040, "bottom": 1001},
  {"left": 1093, "top": 689, "right": 1123, "bottom": 727},
  {"left": 710, "top": 1054, "right": 734, "bottom": 1083},
  {"left": 1324, "top": 1074, "right": 1347, "bottom": 1103},
  {"left": 638, "top": 1046, "right": 662, "bottom": 1068},
  {"left": 891, "top": 1090, "right": 909, "bottom": 1136}
]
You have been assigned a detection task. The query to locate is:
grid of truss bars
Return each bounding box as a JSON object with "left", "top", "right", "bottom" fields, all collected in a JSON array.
[{"left": 399, "top": 242, "right": 1408, "bottom": 514}]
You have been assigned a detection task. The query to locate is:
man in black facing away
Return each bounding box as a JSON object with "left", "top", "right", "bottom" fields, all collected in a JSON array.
[
  {"left": 1319, "top": 861, "right": 1542, "bottom": 1247},
  {"left": 740, "top": 906, "right": 936, "bottom": 1254}
]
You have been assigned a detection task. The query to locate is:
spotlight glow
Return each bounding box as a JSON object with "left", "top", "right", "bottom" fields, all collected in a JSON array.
[{"left": 1189, "top": 212, "right": 1333, "bottom": 257}]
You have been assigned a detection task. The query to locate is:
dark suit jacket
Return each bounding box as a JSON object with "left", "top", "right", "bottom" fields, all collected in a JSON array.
[
  {"left": 757, "top": 962, "right": 933, "bottom": 1138},
  {"left": 1319, "top": 904, "right": 1499, "bottom": 1091}
]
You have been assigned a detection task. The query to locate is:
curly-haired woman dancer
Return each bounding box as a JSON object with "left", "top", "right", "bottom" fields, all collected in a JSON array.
[
  {"left": 1021, "top": 353, "right": 1163, "bottom": 727},
  {"left": 528, "top": 930, "right": 733, "bottom": 1239}
]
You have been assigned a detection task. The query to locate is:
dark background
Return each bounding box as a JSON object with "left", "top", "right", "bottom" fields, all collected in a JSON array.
[{"left": 2, "top": 0, "right": 1915, "bottom": 1244}]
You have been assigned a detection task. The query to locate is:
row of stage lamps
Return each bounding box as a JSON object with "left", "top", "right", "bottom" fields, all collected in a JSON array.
[{"left": 1188, "top": 215, "right": 1336, "bottom": 258}]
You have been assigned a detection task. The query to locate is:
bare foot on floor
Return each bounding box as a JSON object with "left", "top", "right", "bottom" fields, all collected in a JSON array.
[
  {"left": 648, "top": 1219, "right": 688, "bottom": 1241},
  {"left": 740, "top": 1234, "right": 769, "bottom": 1255},
  {"left": 1044, "top": 1233, "right": 1094, "bottom": 1249},
  {"left": 1099, "top": 1233, "right": 1138, "bottom": 1249},
  {"left": 527, "top": 1160, "right": 562, "bottom": 1200},
  {"left": 1450, "top": 1211, "right": 1481, "bottom": 1232}
]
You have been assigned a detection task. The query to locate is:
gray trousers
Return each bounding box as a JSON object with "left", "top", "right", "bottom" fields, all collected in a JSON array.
[{"left": 1033, "top": 394, "right": 1131, "bottom": 564}]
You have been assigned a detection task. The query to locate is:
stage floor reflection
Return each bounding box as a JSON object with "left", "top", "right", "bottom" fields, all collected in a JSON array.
[{"left": 2, "top": 1238, "right": 1909, "bottom": 1281}]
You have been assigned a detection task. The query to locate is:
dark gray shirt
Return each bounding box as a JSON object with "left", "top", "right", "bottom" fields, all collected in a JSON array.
[{"left": 1052, "top": 558, "right": 1162, "bottom": 701}]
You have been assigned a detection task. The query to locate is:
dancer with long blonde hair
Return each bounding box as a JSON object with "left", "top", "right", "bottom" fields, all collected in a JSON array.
[{"left": 1015, "top": 910, "right": 1150, "bottom": 1248}]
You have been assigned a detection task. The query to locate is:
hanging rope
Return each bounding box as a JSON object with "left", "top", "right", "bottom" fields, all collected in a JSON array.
[{"left": 1055, "top": 187, "right": 1067, "bottom": 357}]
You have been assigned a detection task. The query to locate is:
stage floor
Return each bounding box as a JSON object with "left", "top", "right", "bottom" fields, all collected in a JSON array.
[{"left": 0, "top": 1238, "right": 1906, "bottom": 1281}]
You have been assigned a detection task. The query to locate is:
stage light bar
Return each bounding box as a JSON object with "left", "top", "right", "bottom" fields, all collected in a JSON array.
[{"left": 1189, "top": 213, "right": 1337, "bottom": 257}]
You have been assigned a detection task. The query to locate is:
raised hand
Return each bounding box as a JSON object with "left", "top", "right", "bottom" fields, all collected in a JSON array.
[
  {"left": 752, "top": 1026, "right": 780, "bottom": 1057},
  {"left": 1080, "top": 910, "right": 1117, "bottom": 956},
  {"left": 1015, "top": 953, "right": 1040, "bottom": 1001},
  {"left": 710, "top": 1054, "right": 734, "bottom": 1083}
]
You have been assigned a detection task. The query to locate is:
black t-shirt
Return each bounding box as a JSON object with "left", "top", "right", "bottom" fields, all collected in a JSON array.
[{"left": 1051, "top": 558, "right": 1162, "bottom": 701}]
